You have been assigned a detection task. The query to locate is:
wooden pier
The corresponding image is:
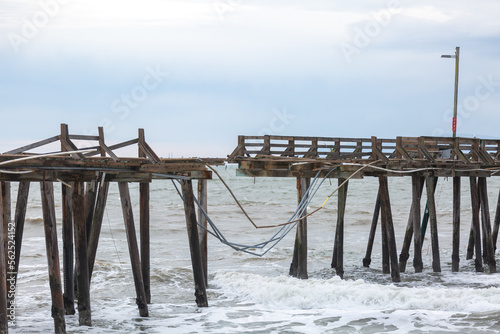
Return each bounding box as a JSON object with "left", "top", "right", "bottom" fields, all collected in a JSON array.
[
  {"left": 228, "top": 135, "right": 500, "bottom": 281},
  {"left": 3, "top": 129, "right": 500, "bottom": 333},
  {"left": 0, "top": 124, "right": 223, "bottom": 334}
]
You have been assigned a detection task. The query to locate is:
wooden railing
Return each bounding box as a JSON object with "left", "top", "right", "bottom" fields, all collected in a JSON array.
[{"left": 228, "top": 135, "right": 500, "bottom": 164}]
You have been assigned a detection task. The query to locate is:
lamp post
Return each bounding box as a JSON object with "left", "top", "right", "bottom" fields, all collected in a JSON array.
[{"left": 441, "top": 46, "right": 460, "bottom": 138}]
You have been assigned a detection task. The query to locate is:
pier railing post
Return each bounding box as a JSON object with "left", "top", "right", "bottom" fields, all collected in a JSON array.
[
  {"left": 181, "top": 179, "right": 208, "bottom": 307},
  {"left": 118, "top": 182, "right": 149, "bottom": 316},
  {"left": 378, "top": 175, "right": 400, "bottom": 282},
  {"left": 41, "top": 180, "right": 66, "bottom": 333}
]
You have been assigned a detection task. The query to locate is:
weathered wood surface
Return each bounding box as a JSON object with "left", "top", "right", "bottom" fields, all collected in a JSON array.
[
  {"left": 229, "top": 135, "right": 500, "bottom": 178},
  {"left": 452, "top": 177, "right": 461, "bottom": 272},
  {"left": 412, "top": 175, "right": 424, "bottom": 273},
  {"left": 197, "top": 179, "right": 208, "bottom": 287},
  {"left": 181, "top": 179, "right": 208, "bottom": 307},
  {"left": 12, "top": 181, "right": 30, "bottom": 300},
  {"left": 40, "top": 181, "right": 66, "bottom": 333},
  {"left": 290, "top": 177, "right": 309, "bottom": 279},
  {"left": 362, "top": 190, "right": 380, "bottom": 268},
  {"left": 425, "top": 175, "right": 441, "bottom": 273},
  {"left": 332, "top": 178, "right": 348, "bottom": 279},
  {"left": 0, "top": 182, "right": 9, "bottom": 334},
  {"left": 118, "top": 182, "right": 149, "bottom": 317},
  {"left": 73, "top": 181, "right": 92, "bottom": 326},
  {"left": 378, "top": 176, "right": 400, "bottom": 282},
  {"left": 61, "top": 183, "right": 75, "bottom": 315},
  {"left": 87, "top": 177, "right": 110, "bottom": 281}
]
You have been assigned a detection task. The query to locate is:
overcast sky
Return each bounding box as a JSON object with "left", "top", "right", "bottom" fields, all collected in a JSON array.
[{"left": 1, "top": 0, "right": 499, "bottom": 157}]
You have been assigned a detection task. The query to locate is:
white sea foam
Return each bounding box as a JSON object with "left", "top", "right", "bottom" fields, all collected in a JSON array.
[{"left": 213, "top": 271, "right": 500, "bottom": 313}]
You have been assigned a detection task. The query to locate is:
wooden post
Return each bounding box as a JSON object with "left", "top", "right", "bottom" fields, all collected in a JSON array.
[
  {"left": 492, "top": 189, "right": 500, "bottom": 251},
  {"left": 412, "top": 175, "right": 423, "bottom": 273},
  {"left": 1, "top": 182, "right": 11, "bottom": 279},
  {"left": 363, "top": 189, "right": 381, "bottom": 268},
  {"left": 469, "top": 177, "right": 484, "bottom": 272},
  {"left": 87, "top": 177, "right": 110, "bottom": 281},
  {"left": 61, "top": 183, "right": 75, "bottom": 315},
  {"left": 138, "top": 128, "right": 152, "bottom": 303},
  {"left": 197, "top": 179, "right": 208, "bottom": 287},
  {"left": 84, "top": 180, "right": 98, "bottom": 246},
  {"left": 297, "top": 178, "right": 309, "bottom": 279},
  {"left": 140, "top": 182, "right": 151, "bottom": 304},
  {"left": 478, "top": 177, "right": 496, "bottom": 273},
  {"left": 452, "top": 177, "right": 461, "bottom": 272},
  {"left": 399, "top": 176, "right": 424, "bottom": 272},
  {"left": 11, "top": 182, "right": 30, "bottom": 298},
  {"left": 378, "top": 175, "right": 401, "bottom": 282},
  {"left": 332, "top": 178, "right": 348, "bottom": 279},
  {"left": 0, "top": 183, "right": 9, "bottom": 334},
  {"left": 118, "top": 182, "right": 149, "bottom": 316},
  {"left": 290, "top": 177, "right": 309, "bottom": 279},
  {"left": 40, "top": 181, "right": 66, "bottom": 333},
  {"left": 181, "top": 179, "right": 208, "bottom": 307},
  {"left": 73, "top": 181, "right": 92, "bottom": 326},
  {"left": 425, "top": 175, "right": 441, "bottom": 272},
  {"left": 380, "top": 191, "right": 390, "bottom": 275}
]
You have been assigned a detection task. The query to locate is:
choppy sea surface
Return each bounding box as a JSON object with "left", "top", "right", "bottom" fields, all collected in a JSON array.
[{"left": 8, "top": 165, "right": 500, "bottom": 333}]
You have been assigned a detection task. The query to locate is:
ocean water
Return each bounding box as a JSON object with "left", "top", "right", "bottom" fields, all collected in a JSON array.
[{"left": 7, "top": 165, "right": 500, "bottom": 333}]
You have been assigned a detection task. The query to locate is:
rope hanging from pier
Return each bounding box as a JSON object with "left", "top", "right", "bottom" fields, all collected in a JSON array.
[{"left": 185, "top": 161, "right": 468, "bottom": 256}]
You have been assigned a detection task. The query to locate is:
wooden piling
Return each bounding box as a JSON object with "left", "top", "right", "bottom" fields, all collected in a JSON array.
[
  {"left": 181, "top": 179, "right": 208, "bottom": 307},
  {"left": 297, "top": 178, "right": 309, "bottom": 279},
  {"left": 40, "top": 181, "right": 66, "bottom": 333},
  {"left": 118, "top": 182, "right": 149, "bottom": 316},
  {"left": 73, "top": 181, "right": 92, "bottom": 326},
  {"left": 412, "top": 175, "right": 424, "bottom": 273},
  {"left": 492, "top": 189, "right": 500, "bottom": 250},
  {"left": 478, "top": 177, "right": 496, "bottom": 272},
  {"left": 61, "top": 183, "right": 75, "bottom": 315},
  {"left": 469, "top": 177, "right": 483, "bottom": 272},
  {"left": 290, "top": 177, "right": 309, "bottom": 279},
  {"left": 11, "top": 182, "right": 30, "bottom": 299},
  {"left": 1, "top": 182, "right": 11, "bottom": 280},
  {"left": 452, "top": 177, "right": 461, "bottom": 272},
  {"left": 332, "top": 178, "right": 348, "bottom": 279},
  {"left": 84, "top": 180, "right": 98, "bottom": 245},
  {"left": 378, "top": 175, "right": 400, "bottom": 282},
  {"left": 380, "top": 193, "right": 390, "bottom": 275},
  {"left": 87, "top": 176, "right": 110, "bottom": 280},
  {"left": 197, "top": 179, "right": 208, "bottom": 287},
  {"left": 425, "top": 175, "right": 441, "bottom": 272},
  {"left": 363, "top": 190, "right": 381, "bottom": 268},
  {"left": 399, "top": 177, "right": 424, "bottom": 272},
  {"left": 0, "top": 183, "right": 9, "bottom": 334},
  {"left": 138, "top": 128, "right": 152, "bottom": 303},
  {"left": 140, "top": 182, "right": 151, "bottom": 303}
]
